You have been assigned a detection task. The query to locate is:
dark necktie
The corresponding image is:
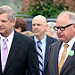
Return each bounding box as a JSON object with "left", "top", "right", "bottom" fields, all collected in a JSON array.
[{"left": 37, "top": 41, "right": 43, "bottom": 75}]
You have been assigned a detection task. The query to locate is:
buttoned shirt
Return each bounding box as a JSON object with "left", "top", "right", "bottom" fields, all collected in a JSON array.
[
  {"left": 1, "top": 30, "right": 14, "bottom": 55},
  {"left": 58, "top": 37, "right": 75, "bottom": 65},
  {"left": 34, "top": 35, "right": 47, "bottom": 69}
]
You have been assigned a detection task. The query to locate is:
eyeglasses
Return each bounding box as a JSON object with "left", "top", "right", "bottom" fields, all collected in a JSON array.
[{"left": 53, "top": 24, "right": 74, "bottom": 31}]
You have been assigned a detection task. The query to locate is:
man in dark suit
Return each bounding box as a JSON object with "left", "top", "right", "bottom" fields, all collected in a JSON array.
[
  {"left": 31, "top": 15, "right": 58, "bottom": 75},
  {"left": 0, "top": 5, "right": 39, "bottom": 75},
  {"left": 48, "top": 11, "right": 75, "bottom": 75}
]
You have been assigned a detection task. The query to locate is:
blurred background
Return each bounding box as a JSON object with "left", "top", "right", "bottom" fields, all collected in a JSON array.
[{"left": 0, "top": 0, "right": 75, "bottom": 31}]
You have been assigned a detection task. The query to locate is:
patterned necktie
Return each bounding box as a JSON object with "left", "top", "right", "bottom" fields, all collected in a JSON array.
[
  {"left": 58, "top": 44, "right": 69, "bottom": 75},
  {"left": 1, "top": 38, "right": 8, "bottom": 72},
  {"left": 37, "top": 41, "right": 43, "bottom": 75}
]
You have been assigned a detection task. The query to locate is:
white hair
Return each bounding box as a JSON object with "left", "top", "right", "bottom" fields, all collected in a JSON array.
[
  {"left": 47, "top": 22, "right": 58, "bottom": 38},
  {"left": 57, "top": 11, "right": 75, "bottom": 24}
]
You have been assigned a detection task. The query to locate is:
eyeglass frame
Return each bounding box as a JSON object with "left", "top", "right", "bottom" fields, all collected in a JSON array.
[{"left": 53, "top": 24, "right": 74, "bottom": 31}]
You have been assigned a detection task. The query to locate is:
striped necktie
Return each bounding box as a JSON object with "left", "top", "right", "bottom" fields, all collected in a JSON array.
[{"left": 37, "top": 41, "right": 43, "bottom": 75}]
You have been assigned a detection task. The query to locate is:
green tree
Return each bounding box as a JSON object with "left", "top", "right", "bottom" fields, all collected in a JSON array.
[{"left": 26, "top": 0, "right": 69, "bottom": 18}]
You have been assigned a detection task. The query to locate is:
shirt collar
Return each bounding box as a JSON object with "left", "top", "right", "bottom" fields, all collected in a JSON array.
[
  {"left": 62, "top": 37, "right": 75, "bottom": 46},
  {"left": 1, "top": 30, "right": 14, "bottom": 42},
  {"left": 34, "top": 34, "right": 47, "bottom": 44}
]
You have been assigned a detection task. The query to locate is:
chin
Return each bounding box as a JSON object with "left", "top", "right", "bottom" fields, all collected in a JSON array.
[
  {"left": 0, "top": 32, "right": 4, "bottom": 34},
  {"left": 34, "top": 33, "right": 39, "bottom": 36},
  {"left": 59, "top": 38, "right": 65, "bottom": 41}
]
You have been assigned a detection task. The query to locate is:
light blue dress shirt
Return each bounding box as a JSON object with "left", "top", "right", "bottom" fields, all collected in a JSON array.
[{"left": 34, "top": 35, "right": 47, "bottom": 70}]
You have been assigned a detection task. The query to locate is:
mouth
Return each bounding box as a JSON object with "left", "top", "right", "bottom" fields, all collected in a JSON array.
[
  {"left": 0, "top": 28, "right": 4, "bottom": 30},
  {"left": 58, "top": 35, "right": 64, "bottom": 39},
  {"left": 34, "top": 30, "right": 38, "bottom": 33},
  {"left": 58, "top": 34, "right": 63, "bottom": 37},
  {"left": 34, "top": 29, "right": 39, "bottom": 33}
]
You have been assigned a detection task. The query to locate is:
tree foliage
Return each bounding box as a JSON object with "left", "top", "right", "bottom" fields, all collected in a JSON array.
[{"left": 26, "top": 0, "right": 69, "bottom": 18}]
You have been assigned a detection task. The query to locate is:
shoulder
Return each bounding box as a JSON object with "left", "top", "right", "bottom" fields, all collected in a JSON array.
[
  {"left": 50, "top": 40, "right": 62, "bottom": 48},
  {"left": 30, "top": 36, "right": 34, "bottom": 39},
  {"left": 47, "top": 35, "right": 59, "bottom": 42},
  {"left": 14, "top": 31, "right": 35, "bottom": 43}
]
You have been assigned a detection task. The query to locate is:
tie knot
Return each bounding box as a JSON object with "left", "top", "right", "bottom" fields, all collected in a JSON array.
[
  {"left": 3, "top": 38, "right": 8, "bottom": 43},
  {"left": 64, "top": 44, "right": 69, "bottom": 48},
  {"left": 37, "top": 41, "right": 42, "bottom": 44}
]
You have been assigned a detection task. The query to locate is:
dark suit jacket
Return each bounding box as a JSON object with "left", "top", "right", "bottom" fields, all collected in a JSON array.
[
  {"left": 0, "top": 30, "right": 40, "bottom": 75},
  {"left": 48, "top": 40, "right": 75, "bottom": 75},
  {"left": 31, "top": 35, "right": 58, "bottom": 75}
]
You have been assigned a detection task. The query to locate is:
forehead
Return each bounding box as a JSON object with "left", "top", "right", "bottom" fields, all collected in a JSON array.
[
  {"left": 32, "top": 17, "right": 46, "bottom": 24},
  {"left": 0, "top": 13, "right": 8, "bottom": 20},
  {"left": 56, "top": 14, "right": 69, "bottom": 26}
]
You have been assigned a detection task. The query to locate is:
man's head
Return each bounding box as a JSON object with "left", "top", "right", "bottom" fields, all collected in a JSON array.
[
  {"left": 0, "top": 5, "right": 16, "bottom": 37},
  {"left": 46, "top": 22, "right": 58, "bottom": 38},
  {"left": 0, "top": 5, "right": 16, "bottom": 22},
  {"left": 14, "top": 17, "right": 27, "bottom": 33},
  {"left": 54, "top": 11, "right": 75, "bottom": 43},
  {"left": 32, "top": 15, "right": 47, "bottom": 40}
]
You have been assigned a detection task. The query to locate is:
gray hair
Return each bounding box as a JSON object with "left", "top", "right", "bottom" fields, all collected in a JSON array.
[
  {"left": 0, "top": 5, "right": 16, "bottom": 22},
  {"left": 57, "top": 11, "right": 75, "bottom": 24},
  {"left": 47, "top": 22, "right": 58, "bottom": 39}
]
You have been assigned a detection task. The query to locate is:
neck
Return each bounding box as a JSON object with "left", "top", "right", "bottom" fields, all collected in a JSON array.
[{"left": 36, "top": 35, "right": 45, "bottom": 40}]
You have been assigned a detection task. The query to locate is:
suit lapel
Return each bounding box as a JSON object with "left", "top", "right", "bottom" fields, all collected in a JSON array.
[
  {"left": 60, "top": 42, "right": 75, "bottom": 74},
  {"left": 0, "top": 37, "right": 2, "bottom": 72},
  {"left": 4, "top": 31, "right": 21, "bottom": 71},
  {"left": 54, "top": 41, "right": 62, "bottom": 74},
  {"left": 44, "top": 36, "right": 50, "bottom": 70}
]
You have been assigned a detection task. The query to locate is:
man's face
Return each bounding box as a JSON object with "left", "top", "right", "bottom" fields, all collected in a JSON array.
[
  {"left": 0, "top": 13, "right": 15, "bottom": 37},
  {"left": 56, "top": 14, "right": 75, "bottom": 43},
  {"left": 32, "top": 18, "right": 46, "bottom": 37}
]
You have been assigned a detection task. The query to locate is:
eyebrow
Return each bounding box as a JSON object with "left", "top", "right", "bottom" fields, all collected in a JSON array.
[{"left": 57, "top": 24, "right": 74, "bottom": 28}]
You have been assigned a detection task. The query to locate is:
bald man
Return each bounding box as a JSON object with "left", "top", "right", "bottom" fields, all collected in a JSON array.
[{"left": 31, "top": 15, "right": 58, "bottom": 75}]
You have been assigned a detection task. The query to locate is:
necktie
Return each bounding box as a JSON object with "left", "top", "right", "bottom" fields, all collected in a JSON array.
[
  {"left": 1, "top": 38, "right": 8, "bottom": 72},
  {"left": 58, "top": 44, "right": 69, "bottom": 75},
  {"left": 37, "top": 41, "right": 43, "bottom": 75}
]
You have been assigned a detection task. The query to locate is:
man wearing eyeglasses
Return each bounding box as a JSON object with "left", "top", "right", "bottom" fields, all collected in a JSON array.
[{"left": 48, "top": 11, "right": 75, "bottom": 75}]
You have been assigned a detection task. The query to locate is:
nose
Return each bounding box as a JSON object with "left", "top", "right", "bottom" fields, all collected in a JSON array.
[
  {"left": 57, "top": 29, "right": 62, "bottom": 33},
  {"left": 0, "top": 21, "right": 2, "bottom": 26},
  {"left": 34, "top": 25, "right": 38, "bottom": 28}
]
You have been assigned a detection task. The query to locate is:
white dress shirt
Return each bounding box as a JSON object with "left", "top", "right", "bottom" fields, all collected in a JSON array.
[
  {"left": 58, "top": 37, "right": 75, "bottom": 65},
  {"left": 1, "top": 30, "right": 14, "bottom": 55}
]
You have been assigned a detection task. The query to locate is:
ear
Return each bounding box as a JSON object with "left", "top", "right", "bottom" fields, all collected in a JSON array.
[
  {"left": 45, "top": 23, "right": 48, "bottom": 32},
  {"left": 15, "top": 27, "right": 22, "bottom": 33},
  {"left": 18, "top": 27, "right": 22, "bottom": 32},
  {"left": 12, "top": 18, "right": 16, "bottom": 26},
  {"left": 73, "top": 24, "right": 75, "bottom": 32},
  {"left": 46, "top": 23, "right": 49, "bottom": 28}
]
